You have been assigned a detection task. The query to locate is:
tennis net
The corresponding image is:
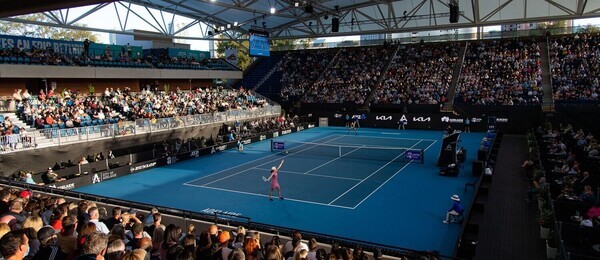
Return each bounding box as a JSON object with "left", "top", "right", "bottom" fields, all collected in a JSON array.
[{"left": 271, "top": 139, "right": 424, "bottom": 163}]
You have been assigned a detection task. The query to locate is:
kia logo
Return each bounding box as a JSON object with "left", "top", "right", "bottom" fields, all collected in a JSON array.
[
  {"left": 412, "top": 117, "right": 431, "bottom": 122},
  {"left": 375, "top": 116, "right": 393, "bottom": 121}
]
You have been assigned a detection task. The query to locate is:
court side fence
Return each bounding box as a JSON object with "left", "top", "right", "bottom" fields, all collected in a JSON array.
[
  {"left": 0, "top": 177, "right": 460, "bottom": 260},
  {"left": 0, "top": 105, "right": 280, "bottom": 154}
]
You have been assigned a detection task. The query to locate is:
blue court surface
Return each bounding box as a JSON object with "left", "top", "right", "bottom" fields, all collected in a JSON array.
[{"left": 76, "top": 127, "right": 485, "bottom": 256}]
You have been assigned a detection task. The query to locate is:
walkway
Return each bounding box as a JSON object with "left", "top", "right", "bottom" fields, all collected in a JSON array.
[{"left": 474, "top": 135, "right": 545, "bottom": 259}]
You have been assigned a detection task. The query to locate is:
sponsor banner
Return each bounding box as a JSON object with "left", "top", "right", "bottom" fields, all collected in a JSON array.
[
  {"left": 130, "top": 161, "right": 158, "bottom": 173},
  {"left": 308, "top": 124, "right": 315, "bottom": 128},
  {"left": 375, "top": 115, "right": 393, "bottom": 121},
  {"left": 259, "top": 135, "right": 267, "bottom": 141},
  {"left": 412, "top": 116, "right": 431, "bottom": 122},
  {"left": 405, "top": 150, "right": 422, "bottom": 161},
  {"left": 241, "top": 139, "right": 251, "bottom": 145},
  {"left": 0, "top": 34, "right": 84, "bottom": 56},
  {"left": 441, "top": 116, "right": 464, "bottom": 123},
  {"left": 273, "top": 132, "right": 279, "bottom": 138},
  {"left": 47, "top": 179, "right": 79, "bottom": 190},
  {"left": 281, "top": 129, "right": 292, "bottom": 135}
]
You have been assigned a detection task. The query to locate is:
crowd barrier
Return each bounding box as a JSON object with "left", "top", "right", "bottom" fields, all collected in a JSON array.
[
  {"left": 31, "top": 123, "right": 316, "bottom": 190},
  {"left": 1, "top": 105, "right": 280, "bottom": 154}
]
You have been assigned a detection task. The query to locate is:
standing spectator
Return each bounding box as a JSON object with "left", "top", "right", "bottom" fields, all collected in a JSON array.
[{"left": 83, "top": 39, "right": 90, "bottom": 57}]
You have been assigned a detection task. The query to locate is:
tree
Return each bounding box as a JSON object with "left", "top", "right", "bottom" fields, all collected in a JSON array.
[
  {"left": 577, "top": 24, "right": 600, "bottom": 34},
  {"left": 0, "top": 13, "right": 99, "bottom": 42},
  {"left": 536, "top": 20, "right": 568, "bottom": 35}
]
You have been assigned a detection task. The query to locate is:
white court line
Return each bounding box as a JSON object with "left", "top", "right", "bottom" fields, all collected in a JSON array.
[
  {"left": 302, "top": 145, "right": 365, "bottom": 175},
  {"left": 183, "top": 134, "right": 337, "bottom": 185},
  {"left": 344, "top": 134, "right": 437, "bottom": 142},
  {"left": 198, "top": 135, "right": 345, "bottom": 187},
  {"left": 328, "top": 140, "right": 423, "bottom": 205},
  {"left": 351, "top": 139, "right": 438, "bottom": 209},
  {"left": 254, "top": 168, "right": 363, "bottom": 181},
  {"left": 183, "top": 182, "right": 355, "bottom": 210}
]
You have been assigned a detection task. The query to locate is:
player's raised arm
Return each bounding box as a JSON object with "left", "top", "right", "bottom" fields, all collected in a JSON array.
[{"left": 277, "top": 159, "right": 285, "bottom": 170}]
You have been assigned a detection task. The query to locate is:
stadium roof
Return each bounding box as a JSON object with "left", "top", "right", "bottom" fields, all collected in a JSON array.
[{"left": 1, "top": 0, "right": 600, "bottom": 40}]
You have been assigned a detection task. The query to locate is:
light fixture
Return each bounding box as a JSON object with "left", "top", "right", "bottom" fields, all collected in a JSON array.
[
  {"left": 270, "top": 7, "right": 276, "bottom": 14},
  {"left": 295, "top": 2, "right": 299, "bottom": 7},
  {"left": 210, "top": 0, "right": 215, "bottom": 2},
  {"left": 220, "top": 26, "right": 225, "bottom": 31},
  {"left": 233, "top": 21, "right": 238, "bottom": 26},
  {"left": 227, "top": 24, "right": 231, "bottom": 28}
]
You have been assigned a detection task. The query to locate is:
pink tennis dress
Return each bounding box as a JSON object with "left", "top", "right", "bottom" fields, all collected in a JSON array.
[{"left": 270, "top": 171, "right": 280, "bottom": 189}]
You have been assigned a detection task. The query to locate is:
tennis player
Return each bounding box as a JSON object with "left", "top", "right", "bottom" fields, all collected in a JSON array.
[
  {"left": 267, "top": 159, "right": 285, "bottom": 201},
  {"left": 237, "top": 139, "right": 244, "bottom": 151},
  {"left": 348, "top": 120, "right": 358, "bottom": 135}
]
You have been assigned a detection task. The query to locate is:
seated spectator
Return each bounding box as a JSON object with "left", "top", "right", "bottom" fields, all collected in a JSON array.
[
  {"left": 587, "top": 202, "right": 600, "bottom": 219},
  {"left": 33, "top": 226, "right": 68, "bottom": 260},
  {"left": 580, "top": 185, "right": 596, "bottom": 204},
  {"left": 0, "top": 230, "right": 29, "bottom": 260}
]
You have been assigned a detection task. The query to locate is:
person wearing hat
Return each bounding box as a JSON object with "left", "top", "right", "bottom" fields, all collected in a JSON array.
[
  {"left": 32, "top": 226, "right": 67, "bottom": 260},
  {"left": 266, "top": 159, "right": 285, "bottom": 201},
  {"left": 443, "top": 195, "right": 464, "bottom": 224}
]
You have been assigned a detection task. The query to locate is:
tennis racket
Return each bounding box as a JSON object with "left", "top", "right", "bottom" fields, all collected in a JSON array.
[{"left": 262, "top": 176, "right": 268, "bottom": 182}]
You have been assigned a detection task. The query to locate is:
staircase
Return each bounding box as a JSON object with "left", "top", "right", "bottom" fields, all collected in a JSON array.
[
  {"left": 442, "top": 42, "right": 468, "bottom": 112},
  {"left": 238, "top": 53, "right": 285, "bottom": 89},
  {"left": 539, "top": 38, "right": 554, "bottom": 112},
  {"left": 0, "top": 112, "right": 54, "bottom": 150},
  {"left": 363, "top": 44, "right": 402, "bottom": 109}
]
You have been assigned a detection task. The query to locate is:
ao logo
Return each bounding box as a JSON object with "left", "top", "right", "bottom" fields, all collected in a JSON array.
[{"left": 92, "top": 174, "right": 101, "bottom": 184}]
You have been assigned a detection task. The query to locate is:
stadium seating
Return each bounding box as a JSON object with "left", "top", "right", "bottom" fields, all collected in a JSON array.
[
  {"left": 373, "top": 43, "right": 459, "bottom": 105},
  {"left": 302, "top": 45, "right": 394, "bottom": 104},
  {"left": 549, "top": 33, "right": 600, "bottom": 102},
  {"left": 455, "top": 38, "right": 543, "bottom": 105}
]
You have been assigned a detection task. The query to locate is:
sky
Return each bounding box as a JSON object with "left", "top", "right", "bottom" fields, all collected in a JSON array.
[{"left": 15, "top": 3, "right": 600, "bottom": 52}]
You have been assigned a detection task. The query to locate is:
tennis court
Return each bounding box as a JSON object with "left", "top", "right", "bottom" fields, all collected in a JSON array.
[{"left": 76, "top": 127, "right": 484, "bottom": 256}]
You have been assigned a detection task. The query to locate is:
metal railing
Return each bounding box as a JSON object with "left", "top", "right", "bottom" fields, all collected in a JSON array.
[{"left": 1, "top": 105, "right": 280, "bottom": 154}]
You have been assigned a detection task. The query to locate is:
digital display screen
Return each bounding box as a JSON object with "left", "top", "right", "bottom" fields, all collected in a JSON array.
[{"left": 249, "top": 29, "right": 270, "bottom": 57}]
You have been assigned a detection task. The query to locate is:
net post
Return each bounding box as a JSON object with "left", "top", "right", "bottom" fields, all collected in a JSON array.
[
  {"left": 420, "top": 149, "right": 425, "bottom": 164},
  {"left": 339, "top": 146, "right": 341, "bottom": 157},
  {"left": 270, "top": 139, "right": 273, "bottom": 152}
]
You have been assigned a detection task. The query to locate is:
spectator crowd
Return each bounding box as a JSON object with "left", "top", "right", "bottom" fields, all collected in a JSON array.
[
  {"left": 550, "top": 33, "right": 600, "bottom": 101},
  {"left": 14, "top": 86, "right": 269, "bottom": 130},
  {"left": 302, "top": 45, "right": 394, "bottom": 104},
  {"left": 278, "top": 50, "right": 336, "bottom": 102},
  {"left": 456, "top": 38, "right": 543, "bottom": 105},
  {"left": 373, "top": 43, "right": 458, "bottom": 105},
  {"left": 0, "top": 187, "right": 383, "bottom": 260}
]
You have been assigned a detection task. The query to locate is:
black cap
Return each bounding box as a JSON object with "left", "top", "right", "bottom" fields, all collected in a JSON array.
[{"left": 37, "top": 226, "right": 58, "bottom": 242}]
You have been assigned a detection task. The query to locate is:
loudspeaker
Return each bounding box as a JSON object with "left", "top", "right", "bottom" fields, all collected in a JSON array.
[
  {"left": 450, "top": 4, "right": 459, "bottom": 23},
  {"left": 332, "top": 18, "right": 339, "bottom": 32}
]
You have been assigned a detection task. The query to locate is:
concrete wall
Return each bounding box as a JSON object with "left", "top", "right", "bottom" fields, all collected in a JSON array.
[{"left": 0, "top": 64, "right": 242, "bottom": 79}]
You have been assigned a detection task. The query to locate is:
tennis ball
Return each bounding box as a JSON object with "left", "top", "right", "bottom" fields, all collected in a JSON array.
[{"left": 285, "top": 151, "right": 289, "bottom": 154}]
